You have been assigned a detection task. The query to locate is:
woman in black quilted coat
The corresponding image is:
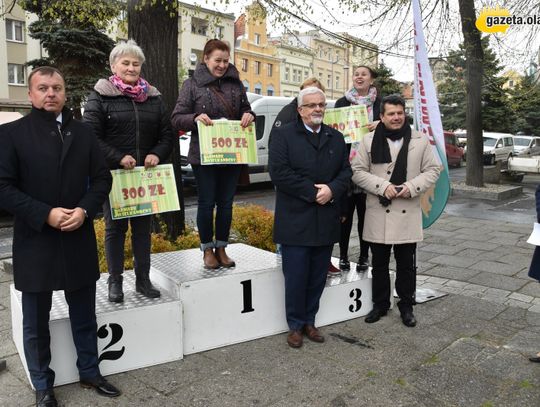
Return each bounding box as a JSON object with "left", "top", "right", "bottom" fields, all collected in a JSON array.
[{"left": 83, "top": 39, "right": 173, "bottom": 303}]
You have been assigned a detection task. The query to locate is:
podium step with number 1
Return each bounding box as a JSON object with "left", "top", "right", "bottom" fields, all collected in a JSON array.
[{"left": 150, "top": 243, "right": 377, "bottom": 355}]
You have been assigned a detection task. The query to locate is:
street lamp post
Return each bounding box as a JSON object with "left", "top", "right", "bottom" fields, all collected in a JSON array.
[{"left": 331, "top": 56, "right": 339, "bottom": 100}]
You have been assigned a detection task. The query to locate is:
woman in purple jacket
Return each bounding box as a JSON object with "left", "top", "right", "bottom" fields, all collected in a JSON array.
[{"left": 171, "top": 39, "right": 255, "bottom": 269}]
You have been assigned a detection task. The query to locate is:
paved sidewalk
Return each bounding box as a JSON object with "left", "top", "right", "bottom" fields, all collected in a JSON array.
[{"left": 1, "top": 213, "right": 540, "bottom": 406}]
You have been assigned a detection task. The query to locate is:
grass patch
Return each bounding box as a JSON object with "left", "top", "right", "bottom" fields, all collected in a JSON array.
[
  {"left": 519, "top": 380, "right": 534, "bottom": 389},
  {"left": 424, "top": 354, "right": 440, "bottom": 365},
  {"left": 366, "top": 371, "right": 377, "bottom": 378},
  {"left": 395, "top": 378, "right": 407, "bottom": 387}
]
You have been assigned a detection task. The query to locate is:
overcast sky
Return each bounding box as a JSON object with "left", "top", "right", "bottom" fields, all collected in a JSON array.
[{"left": 191, "top": 0, "right": 540, "bottom": 82}]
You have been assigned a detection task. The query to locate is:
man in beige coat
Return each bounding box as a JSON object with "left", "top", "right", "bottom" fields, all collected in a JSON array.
[{"left": 351, "top": 95, "right": 440, "bottom": 327}]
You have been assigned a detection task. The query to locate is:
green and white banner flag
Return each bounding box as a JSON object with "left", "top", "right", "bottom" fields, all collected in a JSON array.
[{"left": 414, "top": 0, "right": 451, "bottom": 228}]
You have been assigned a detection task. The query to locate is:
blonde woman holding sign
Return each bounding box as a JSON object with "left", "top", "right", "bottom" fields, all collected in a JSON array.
[
  {"left": 84, "top": 40, "right": 173, "bottom": 303},
  {"left": 334, "top": 66, "right": 381, "bottom": 273},
  {"left": 171, "top": 39, "right": 255, "bottom": 269}
]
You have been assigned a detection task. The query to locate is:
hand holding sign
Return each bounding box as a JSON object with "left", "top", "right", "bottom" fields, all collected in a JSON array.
[
  {"left": 197, "top": 119, "right": 258, "bottom": 165},
  {"left": 324, "top": 105, "right": 370, "bottom": 143}
]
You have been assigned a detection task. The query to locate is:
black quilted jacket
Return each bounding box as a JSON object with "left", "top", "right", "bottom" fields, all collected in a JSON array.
[{"left": 83, "top": 79, "right": 173, "bottom": 169}]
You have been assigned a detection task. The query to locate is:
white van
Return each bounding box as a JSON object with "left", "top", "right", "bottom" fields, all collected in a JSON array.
[
  {"left": 513, "top": 134, "right": 540, "bottom": 157},
  {"left": 482, "top": 132, "right": 515, "bottom": 165},
  {"left": 180, "top": 93, "right": 336, "bottom": 185}
]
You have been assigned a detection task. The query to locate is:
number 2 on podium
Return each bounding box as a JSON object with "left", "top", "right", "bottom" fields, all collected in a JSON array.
[{"left": 240, "top": 280, "right": 255, "bottom": 313}]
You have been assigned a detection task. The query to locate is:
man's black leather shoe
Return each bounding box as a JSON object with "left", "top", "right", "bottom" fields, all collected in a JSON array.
[
  {"left": 401, "top": 310, "right": 417, "bottom": 327},
  {"left": 136, "top": 278, "right": 161, "bottom": 298},
  {"left": 365, "top": 308, "right": 387, "bottom": 323},
  {"left": 36, "top": 389, "right": 57, "bottom": 407},
  {"left": 108, "top": 275, "right": 123, "bottom": 303},
  {"left": 80, "top": 375, "right": 121, "bottom": 397}
]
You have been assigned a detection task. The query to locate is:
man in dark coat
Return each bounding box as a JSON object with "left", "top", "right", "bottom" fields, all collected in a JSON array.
[
  {"left": 0, "top": 67, "right": 119, "bottom": 406},
  {"left": 269, "top": 87, "right": 351, "bottom": 348}
]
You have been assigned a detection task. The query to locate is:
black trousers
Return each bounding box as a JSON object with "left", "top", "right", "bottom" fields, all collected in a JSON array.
[
  {"left": 22, "top": 285, "right": 100, "bottom": 390},
  {"left": 339, "top": 192, "right": 369, "bottom": 260},
  {"left": 103, "top": 199, "right": 151, "bottom": 279},
  {"left": 281, "top": 244, "right": 333, "bottom": 331},
  {"left": 370, "top": 242, "right": 416, "bottom": 312}
]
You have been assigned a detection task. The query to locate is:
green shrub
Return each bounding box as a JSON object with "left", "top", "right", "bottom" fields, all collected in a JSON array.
[
  {"left": 94, "top": 218, "right": 199, "bottom": 273},
  {"left": 94, "top": 203, "right": 276, "bottom": 273},
  {"left": 231, "top": 204, "right": 275, "bottom": 252}
]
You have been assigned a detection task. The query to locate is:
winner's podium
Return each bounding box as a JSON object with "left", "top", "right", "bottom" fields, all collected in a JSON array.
[
  {"left": 11, "top": 243, "right": 388, "bottom": 387},
  {"left": 10, "top": 272, "right": 183, "bottom": 387},
  {"left": 150, "top": 243, "right": 377, "bottom": 355}
]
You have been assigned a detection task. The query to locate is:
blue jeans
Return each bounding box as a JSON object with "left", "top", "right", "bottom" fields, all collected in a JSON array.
[
  {"left": 22, "top": 285, "right": 100, "bottom": 390},
  {"left": 281, "top": 244, "right": 333, "bottom": 330},
  {"left": 192, "top": 164, "right": 241, "bottom": 250},
  {"left": 103, "top": 199, "right": 151, "bottom": 278}
]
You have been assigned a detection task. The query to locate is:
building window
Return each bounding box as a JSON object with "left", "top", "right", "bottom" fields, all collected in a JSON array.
[
  {"left": 242, "top": 58, "right": 248, "bottom": 72},
  {"left": 6, "top": 19, "right": 24, "bottom": 42},
  {"left": 292, "top": 69, "right": 297, "bottom": 83},
  {"left": 254, "top": 83, "right": 262, "bottom": 95},
  {"left": 254, "top": 33, "right": 261, "bottom": 45},
  {"left": 336, "top": 76, "right": 340, "bottom": 89},
  {"left": 267, "top": 63, "right": 273, "bottom": 77},
  {"left": 267, "top": 86, "right": 274, "bottom": 96},
  {"left": 191, "top": 17, "right": 207, "bottom": 36},
  {"left": 285, "top": 67, "right": 290, "bottom": 81},
  {"left": 216, "top": 26, "right": 224, "bottom": 39},
  {"left": 8, "top": 64, "right": 25, "bottom": 85},
  {"left": 242, "top": 80, "right": 250, "bottom": 92},
  {"left": 327, "top": 74, "right": 331, "bottom": 88},
  {"left": 304, "top": 70, "right": 309, "bottom": 79},
  {"left": 255, "top": 61, "right": 261, "bottom": 75}
]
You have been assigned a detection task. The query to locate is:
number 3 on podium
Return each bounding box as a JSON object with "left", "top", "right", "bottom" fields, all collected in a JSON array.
[{"left": 349, "top": 288, "right": 362, "bottom": 313}]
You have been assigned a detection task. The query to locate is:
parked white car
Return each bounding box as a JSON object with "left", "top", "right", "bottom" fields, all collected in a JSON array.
[
  {"left": 482, "top": 132, "right": 514, "bottom": 165},
  {"left": 463, "top": 132, "right": 515, "bottom": 164}
]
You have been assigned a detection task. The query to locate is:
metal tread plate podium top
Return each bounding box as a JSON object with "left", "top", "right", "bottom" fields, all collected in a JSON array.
[
  {"left": 12, "top": 271, "right": 179, "bottom": 320},
  {"left": 150, "top": 243, "right": 280, "bottom": 284}
]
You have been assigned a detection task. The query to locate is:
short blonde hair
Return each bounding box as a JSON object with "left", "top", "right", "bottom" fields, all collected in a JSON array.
[
  {"left": 109, "top": 39, "right": 146, "bottom": 68},
  {"left": 300, "top": 77, "right": 326, "bottom": 93}
]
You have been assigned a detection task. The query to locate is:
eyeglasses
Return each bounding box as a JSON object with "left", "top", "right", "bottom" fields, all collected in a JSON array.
[{"left": 301, "top": 103, "right": 327, "bottom": 109}]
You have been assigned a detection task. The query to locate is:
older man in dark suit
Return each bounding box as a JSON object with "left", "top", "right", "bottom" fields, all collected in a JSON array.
[
  {"left": 0, "top": 67, "right": 120, "bottom": 406},
  {"left": 269, "top": 87, "right": 351, "bottom": 348}
]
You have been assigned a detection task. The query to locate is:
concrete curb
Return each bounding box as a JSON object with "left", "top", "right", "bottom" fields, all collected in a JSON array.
[{"left": 451, "top": 183, "right": 523, "bottom": 200}]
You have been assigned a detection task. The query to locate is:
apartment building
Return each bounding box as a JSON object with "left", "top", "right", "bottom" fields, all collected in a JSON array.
[
  {"left": 298, "top": 30, "right": 348, "bottom": 100},
  {"left": 234, "top": 2, "right": 280, "bottom": 96},
  {"left": 0, "top": 0, "right": 42, "bottom": 112},
  {"left": 270, "top": 34, "right": 313, "bottom": 97}
]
